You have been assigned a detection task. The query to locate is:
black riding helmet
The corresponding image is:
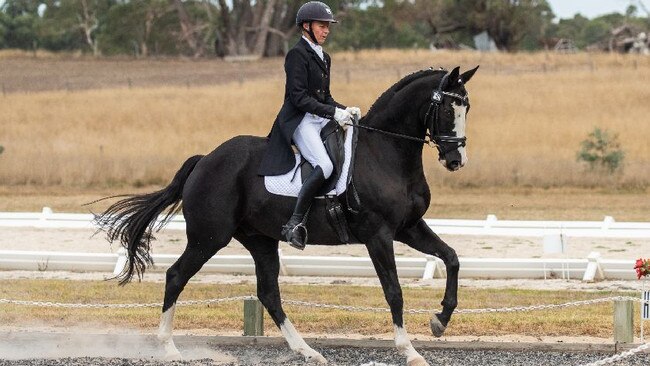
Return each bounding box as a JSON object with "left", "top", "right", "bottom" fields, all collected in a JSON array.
[{"left": 296, "top": 1, "right": 338, "bottom": 45}]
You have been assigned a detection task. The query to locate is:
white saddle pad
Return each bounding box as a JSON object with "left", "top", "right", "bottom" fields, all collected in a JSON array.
[{"left": 264, "top": 127, "right": 354, "bottom": 197}]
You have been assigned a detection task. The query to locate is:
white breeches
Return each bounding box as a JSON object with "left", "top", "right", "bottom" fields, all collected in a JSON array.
[{"left": 292, "top": 113, "right": 334, "bottom": 179}]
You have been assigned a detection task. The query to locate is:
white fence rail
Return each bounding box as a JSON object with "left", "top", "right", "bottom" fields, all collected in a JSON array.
[
  {"left": 2, "top": 208, "right": 650, "bottom": 238},
  {"left": 0, "top": 249, "right": 637, "bottom": 281},
  {"left": 0, "top": 209, "right": 646, "bottom": 280}
]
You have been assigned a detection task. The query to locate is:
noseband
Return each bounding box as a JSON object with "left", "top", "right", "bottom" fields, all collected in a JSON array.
[{"left": 349, "top": 70, "right": 469, "bottom": 158}]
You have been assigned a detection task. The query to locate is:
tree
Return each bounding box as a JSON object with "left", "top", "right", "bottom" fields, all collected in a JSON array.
[
  {"left": 213, "top": 0, "right": 302, "bottom": 57},
  {"left": 98, "top": 0, "right": 173, "bottom": 56},
  {"left": 469, "top": 0, "right": 553, "bottom": 51},
  {"left": 0, "top": 0, "right": 41, "bottom": 49},
  {"left": 38, "top": 0, "right": 116, "bottom": 55},
  {"left": 332, "top": 4, "right": 427, "bottom": 50}
]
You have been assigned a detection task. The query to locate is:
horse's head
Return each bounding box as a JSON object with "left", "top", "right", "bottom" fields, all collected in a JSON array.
[
  {"left": 425, "top": 66, "right": 478, "bottom": 172},
  {"left": 361, "top": 66, "right": 478, "bottom": 172}
]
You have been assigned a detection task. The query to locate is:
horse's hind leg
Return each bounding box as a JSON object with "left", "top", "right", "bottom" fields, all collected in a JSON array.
[
  {"left": 236, "top": 233, "right": 327, "bottom": 364},
  {"left": 396, "top": 219, "right": 459, "bottom": 337},
  {"left": 366, "top": 228, "right": 429, "bottom": 366},
  {"left": 158, "top": 230, "right": 231, "bottom": 359}
]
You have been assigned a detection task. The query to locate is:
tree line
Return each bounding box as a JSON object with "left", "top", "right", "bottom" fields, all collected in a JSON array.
[{"left": 1, "top": 0, "right": 649, "bottom": 57}]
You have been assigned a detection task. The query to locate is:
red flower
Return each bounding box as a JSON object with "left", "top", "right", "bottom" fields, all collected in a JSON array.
[{"left": 635, "top": 258, "right": 650, "bottom": 279}]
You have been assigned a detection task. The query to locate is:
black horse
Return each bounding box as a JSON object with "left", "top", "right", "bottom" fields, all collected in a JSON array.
[{"left": 96, "top": 66, "right": 478, "bottom": 366}]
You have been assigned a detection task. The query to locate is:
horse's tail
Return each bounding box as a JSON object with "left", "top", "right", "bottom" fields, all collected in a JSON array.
[{"left": 94, "top": 155, "right": 204, "bottom": 285}]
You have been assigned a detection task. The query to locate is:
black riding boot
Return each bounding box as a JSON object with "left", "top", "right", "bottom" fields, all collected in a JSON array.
[{"left": 281, "top": 166, "right": 326, "bottom": 250}]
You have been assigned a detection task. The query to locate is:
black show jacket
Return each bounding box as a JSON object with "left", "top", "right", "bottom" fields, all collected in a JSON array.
[{"left": 258, "top": 37, "right": 346, "bottom": 176}]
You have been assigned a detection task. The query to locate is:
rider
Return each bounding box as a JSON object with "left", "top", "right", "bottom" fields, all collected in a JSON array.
[{"left": 258, "top": 1, "right": 361, "bottom": 250}]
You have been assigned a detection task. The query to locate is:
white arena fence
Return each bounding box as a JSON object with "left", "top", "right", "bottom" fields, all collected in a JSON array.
[
  {"left": 0, "top": 208, "right": 648, "bottom": 281},
  {"left": 2, "top": 208, "right": 650, "bottom": 238},
  {"left": 0, "top": 249, "right": 639, "bottom": 281}
]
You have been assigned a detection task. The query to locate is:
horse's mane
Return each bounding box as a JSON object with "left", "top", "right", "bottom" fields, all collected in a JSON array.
[{"left": 364, "top": 68, "right": 444, "bottom": 120}]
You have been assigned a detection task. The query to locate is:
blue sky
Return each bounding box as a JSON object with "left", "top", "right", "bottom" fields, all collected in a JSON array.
[{"left": 546, "top": 0, "right": 649, "bottom": 19}]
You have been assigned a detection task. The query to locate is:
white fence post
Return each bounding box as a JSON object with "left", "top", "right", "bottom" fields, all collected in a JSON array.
[
  {"left": 484, "top": 214, "right": 498, "bottom": 228},
  {"left": 602, "top": 216, "right": 615, "bottom": 230},
  {"left": 113, "top": 248, "right": 128, "bottom": 276},
  {"left": 422, "top": 255, "right": 436, "bottom": 279},
  {"left": 582, "top": 251, "right": 604, "bottom": 282},
  {"left": 278, "top": 249, "right": 288, "bottom": 276}
]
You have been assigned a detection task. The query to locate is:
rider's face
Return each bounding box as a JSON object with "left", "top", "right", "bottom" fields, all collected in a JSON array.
[{"left": 304, "top": 21, "right": 330, "bottom": 44}]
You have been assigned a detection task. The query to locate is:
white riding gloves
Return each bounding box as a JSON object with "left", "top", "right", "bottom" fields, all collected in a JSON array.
[
  {"left": 345, "top": 106, "right": 362, "bottom": 121},
  {"left": 334, "top": 107, "right": 353, "bottom": 127}
]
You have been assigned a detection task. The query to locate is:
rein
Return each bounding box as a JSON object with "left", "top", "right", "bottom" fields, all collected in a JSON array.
[
  {"left": 345, "top": 121, "right": 431, "bottom": 145},
  {"left": 346, "top": 70, "right": 469, "bottom": 154}
]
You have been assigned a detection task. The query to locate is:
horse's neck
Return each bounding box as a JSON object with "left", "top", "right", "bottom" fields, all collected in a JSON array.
[{"left": 356, "top": 114, "right": 426, "bottom": 178}]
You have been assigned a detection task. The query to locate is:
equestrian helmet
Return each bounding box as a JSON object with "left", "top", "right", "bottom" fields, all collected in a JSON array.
[{"left": 296, "top": 1, "right": 338, "bottom": 26}]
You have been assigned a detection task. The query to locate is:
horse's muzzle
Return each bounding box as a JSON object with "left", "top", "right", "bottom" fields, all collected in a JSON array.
[{"left": 441, "top": 159, "right": 463, "bottom": 172}]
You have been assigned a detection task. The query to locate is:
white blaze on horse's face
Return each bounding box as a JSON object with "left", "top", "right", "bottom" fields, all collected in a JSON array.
[
  {"left": 437, "top": 101, "right": 468, "bottom": 171},
  {"left": 452, "top": 101, "right": 468, "bottom": 167}
]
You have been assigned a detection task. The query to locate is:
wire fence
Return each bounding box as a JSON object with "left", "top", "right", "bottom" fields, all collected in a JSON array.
[{"left": 1, "top": 294, "right": 649, "bottom": 365}]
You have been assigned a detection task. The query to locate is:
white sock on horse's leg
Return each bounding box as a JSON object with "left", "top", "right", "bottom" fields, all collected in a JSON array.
[
  {"left": 394, "top": 325, "right": 429, "bottom": 366},
  {"left": 157, "top": 303, "right": 181, "bottom": 360},
  {"left": 280, "top": 319, "right": 328, "bottom": 364}
]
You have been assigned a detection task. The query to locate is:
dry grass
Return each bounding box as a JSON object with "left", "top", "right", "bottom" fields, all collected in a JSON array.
[
  {"left": 0, "top": 50, "right": 648, "bottom": 190},
  {"left": 2, "top": 185, "right": 650, "bottom": 221},
  {"left": 0, "top": 279, "right": 639, "bottom": 338}
]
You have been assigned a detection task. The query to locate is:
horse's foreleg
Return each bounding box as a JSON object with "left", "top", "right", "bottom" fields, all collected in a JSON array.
[
  {"left": 158, "top": 237, "right": 227, "bottom": 359},
  {"left": 396, "top": 219, "right": 459, "bottom": 337},
  {"left": 158, "top": 303, "right": 180, "bottom": 360},
  {"left": 238, "top": 234, "right": 327, "bottom": 364},
  {"left": 366, "top": 232, "right": 429, "bottom": 366}
]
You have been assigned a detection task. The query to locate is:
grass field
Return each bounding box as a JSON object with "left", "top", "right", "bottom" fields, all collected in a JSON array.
[
  {"left": 1, "top": 50, "right": 649, "bottom": 189},
  {"left": 0, "top": 50, "right": 648, "bottom": 220},
  {"left": 0, "top": 279, "right": 641, "bottom": 338}
]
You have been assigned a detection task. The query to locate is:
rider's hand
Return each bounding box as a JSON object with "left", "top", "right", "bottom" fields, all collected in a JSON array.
[
  {"left": 345, "top": 107, "right": 361, "bottom": 121},
  {"left": 334, "top": 107, "right": 353, "bottom": 127}
]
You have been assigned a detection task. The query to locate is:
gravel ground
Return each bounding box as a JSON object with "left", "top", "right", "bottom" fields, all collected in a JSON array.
[
  {"left": 1, "top": 346, "right": 649, "bottom": 366},
  {"left": 1, "top": 332, "right": 649, "bottom": 366}
]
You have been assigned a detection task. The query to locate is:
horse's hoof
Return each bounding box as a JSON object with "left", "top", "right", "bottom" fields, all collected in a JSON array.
[
  {"left": 430, "top": 314, "right": 447, "bottom": 338},
  {"left": 163, "top": 351, "right": 182, "bottom": 361},
  {"left": 305, "top": 352, "right": 328, "bottom": 364},
  {"left": 407, "top": 356, "right": 430, "bottom": 366}
]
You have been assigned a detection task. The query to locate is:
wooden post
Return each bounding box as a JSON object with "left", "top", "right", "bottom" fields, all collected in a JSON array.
[
  {"left": 243, "top": 298, "right": 264, "bottom": 336},
  {"left": 613, "top": 300, "right": 634, "bottom": 343}
]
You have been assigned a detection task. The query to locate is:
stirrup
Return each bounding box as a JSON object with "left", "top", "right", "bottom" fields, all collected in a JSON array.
[{"left": 282, "top": 222, "right": 308, "bottom": 250}]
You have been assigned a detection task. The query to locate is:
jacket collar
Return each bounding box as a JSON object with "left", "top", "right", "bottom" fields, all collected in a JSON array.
[{"left": 298, "top": 37, "right": 328, "bottom": 72}]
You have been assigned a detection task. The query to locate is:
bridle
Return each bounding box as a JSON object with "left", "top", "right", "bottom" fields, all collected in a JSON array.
[
  {"left": 348, "top": 70, "right": 469, "bottom": 158},
  {"left": 424, "top": 71, "right": 468, "bottom": 157}
]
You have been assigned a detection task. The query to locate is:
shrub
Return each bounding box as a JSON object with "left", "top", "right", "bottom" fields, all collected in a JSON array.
[
  {"left": 576, "top": 128, "right": 625, "bottom": 173},
  {"left": 0, "top": 145, "right": 4, "bottom": 155}
]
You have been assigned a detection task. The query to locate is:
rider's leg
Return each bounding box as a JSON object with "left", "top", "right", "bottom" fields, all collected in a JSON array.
[
  {"left": 281, "top": 117, "right": 333, "bottom": 250},
  {"left": 293, "top": 117, "right": 334, "bottom": 179}
]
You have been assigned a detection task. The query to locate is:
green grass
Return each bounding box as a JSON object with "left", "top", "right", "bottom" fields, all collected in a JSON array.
[{"left": 0, "top": 279, "right": 642, "bottom": 338}]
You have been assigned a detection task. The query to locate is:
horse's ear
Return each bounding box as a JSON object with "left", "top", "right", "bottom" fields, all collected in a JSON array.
[
  {"left": 445, "top": 67, "right": 460, "bottom": 89},
  {"left": 460, "top": 65, "right": 479, "bottom": 84}
]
